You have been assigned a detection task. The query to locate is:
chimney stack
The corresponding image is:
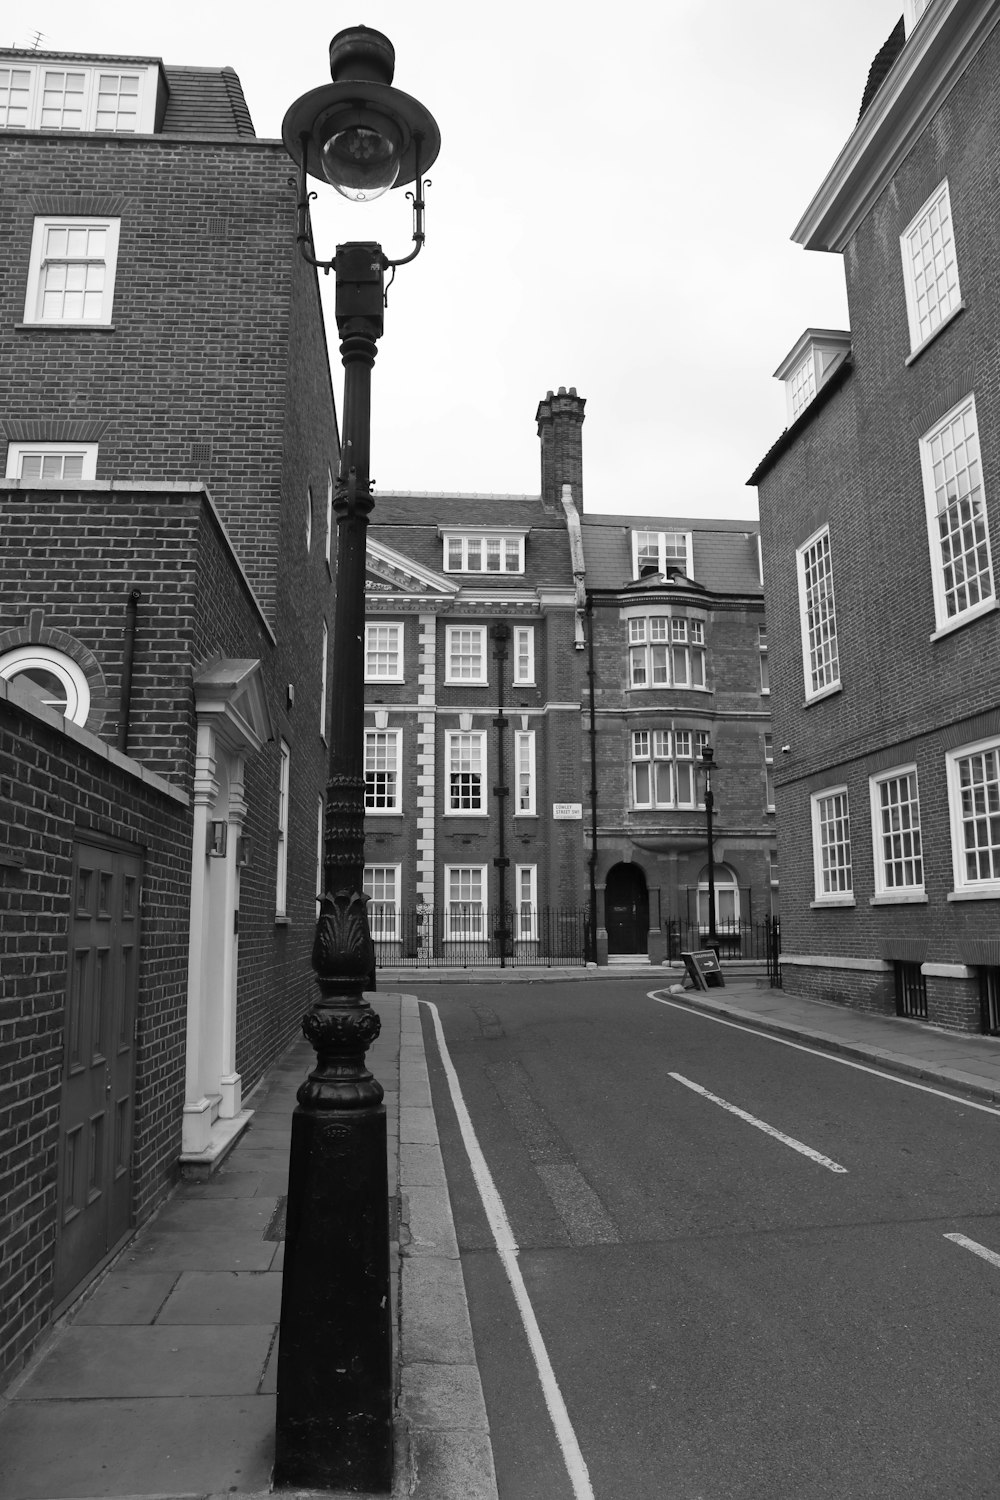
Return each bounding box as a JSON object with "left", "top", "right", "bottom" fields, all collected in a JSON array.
[{"left": 536, "top": 386, "right": 585, "bottom": 514}]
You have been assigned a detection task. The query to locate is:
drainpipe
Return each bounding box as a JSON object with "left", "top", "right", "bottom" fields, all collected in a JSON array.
[
  {"left": 118, "top": 589, "right": 141, "bottom": 755},
  {"left": 490, "top": 624, "right": 511, "bottom": 966}
]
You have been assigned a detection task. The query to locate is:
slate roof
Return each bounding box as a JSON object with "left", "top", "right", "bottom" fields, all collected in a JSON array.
[
  {"left": 369, "top": 492, "right": 574, "bottom": 587},
  {"left": 582, "top": 513, "right": 763, "bottom": 597},
  {"left": 161, "top": 65, "right": 256, "bottom": 138},
  {"left": 857, "top": 18, "right": 906, "bottom": 120}
]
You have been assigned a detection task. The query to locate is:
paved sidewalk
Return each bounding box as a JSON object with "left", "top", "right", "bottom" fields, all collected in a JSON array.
[{"left": 0, "top": 992, "right": 497, "bottom": 1500}]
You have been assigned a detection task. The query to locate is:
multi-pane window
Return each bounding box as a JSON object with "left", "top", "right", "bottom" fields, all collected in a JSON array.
[
  {"left": 306, "top": 485, "right": 313, "bottom": 552},
  {"left": 443, "top": 533, "right": 524, "bottom": 573},
  {"left": 627, "top": 616, "right": 706, "bottom": 689},
  {"left": 632, "top": 530, "right": 691, "bottom": 578},
  {"left": 445, "top": 625, "right": 487, "bottom": 684},
  {"left": 631, "top": 728, "right": 708, "bottom": 809},
  {"left": 276, "top": 741, "right": 290, "bottom": 917},
  {"left": 0, "top": 63, "right": 150, "bottom": 131},
  {"left": 446, "top": 731, "right": 485, "bottom": 813},
  {"left": 788, "top": 354, "right": 817, "bottom": 419},
  {"left": 316, "top": 797, "right": 324, "bottom": 901},
  {"left": 763, "top": 733, "right": 775, "bottom": 811},
  {"left": 0, "top": 646, "right": 90, "bottom": 725},
  {"left": 515, "top": 865, "right": 538, "bottom": 941},
  {"left": 946, "top": 740, "right": 1000, "bottom": 895},
  {"left": 758, "top": 625, "right": 770, "bottom": 694},
  {"left": 365, "top": 729, "right": 401, "bottom": 813},
  {"left": 901, "top": 180, "right": 961, "bottom": 351},
  {"left": 325, "top": 471, "right": 334, "bottom": 567},
  {"left": 5, "top": 443, "right": 98, "bottom": 481},
  {"left": 797, "top": 527, "right": 841, "bottom": 699},
  {"left": 24, "top": 217, "right": 121, "bottom": 324},
  {"left": 811, "top": 787, "right": 853, "bottom": 900},
  {"left": 920, "top": 396, "right": 994, "bottom": 632},
  {"left": 364, "top": 622, "right": 402, "bottom": 681},
  {"left": 515, "top": 731, "right": 536, "bottom": 815},
  {"left": 513, "top": 626, "right": 535, "bottom": 684},
  {"left": 320, "top": 621, "right": 328, "bottom": 741},
  {"left": 870, "top": 767, "right": 923, "bottom": 895},
  {"left": 446, "top": 865, "right": 486, "bottom": 938},
  {"left": 364, "top": 865, "right": 400, "bottom": 940}
]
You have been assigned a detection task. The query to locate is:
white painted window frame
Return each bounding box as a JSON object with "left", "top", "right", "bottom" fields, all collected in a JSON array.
[
  {"left": 445, "top": 864, "right": 487, "bottom": 939},
  {"left": 919, "top": 394, "right": 995, "bottom": 636},
  {"left": 364, "top": 863, "right": 401, "bottom": 939},
  {"left": 445, "top": 729, "right": 487, "bottom": 815},
  {"left": 365, "top": 727, "right": 403, "bottom": 814},
  {"left": 515, "top": 864, "right": 538, "bottom": 941},
  {"left": 946, "top": 735, "right": 1000, "bottom": 900},
  {"left": 869, "top": 764, "right": 924, "bottom": 898},
  {"left": 442, "top": 531, "right": 526, "bottom": 574},
  {"left": 0, "top": 645, "right": 91, "bottom": 724},
  {"left": 445, "top": 624, "right": 487, "bottom": 685},
  {"left": 364, "top": 621, "right": 403, "bottom": 683},
  {"left": 901, "top": 178, "right": 961, "bottom": 353},
  {"left": 0, "top": 61, "right": 158, "bottom": 132},
  {"left": 5, "top": 442, "right": 98, "bottom": 481},
  {"left": 24, "top": 215, "right": 121, "bottom": 325},
  {"left": 810, "top": 785, "right": 854, "bottom": 904},
  {"left": 319, "top": 620, "right": 328, "bottom": 742},
  {"left": 514, "top": 730, "right": 536, "bottom": 816},
  {"left": 796, "top": 525, "right": 841, "bottom": 701},
  {"left": 325, "top": 470, "right": 334, "bottom": 569},
  {"left": 513, "top": 625, "right": 535, "bottom": 685},
  {"left": 631, "top": 529, "right": 692, "bottom": 579}
]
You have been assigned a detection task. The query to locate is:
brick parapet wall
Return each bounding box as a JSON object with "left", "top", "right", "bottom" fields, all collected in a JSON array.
[{"left": 0, "top": 693, "right": 191, "bottom": 1390}]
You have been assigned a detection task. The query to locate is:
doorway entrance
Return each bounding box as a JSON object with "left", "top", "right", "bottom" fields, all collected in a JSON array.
[
  {"left": 605, "top": 863, "right": 649, "bottom": 954},
  {"left": 53, "top": 839, "right": 141, "bottom": 1304}
]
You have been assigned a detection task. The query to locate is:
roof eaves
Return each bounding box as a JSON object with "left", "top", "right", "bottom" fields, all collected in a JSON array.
[{"left": 746, "top": 357, "right": 854, "bottom": 489}]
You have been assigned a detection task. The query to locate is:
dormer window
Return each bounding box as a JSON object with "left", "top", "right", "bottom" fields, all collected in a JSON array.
[
  {"left": 775, "top": 330, "right": 851, "bottom": 424},
  {"left": 0, "top": 59, "right": 159, "bottom": 133},
  {"left": 631, "top": 530, "right": 692, "bottom": 580},
  {"left": 441, "top": 530, "right": 526, "bottom": 574}
]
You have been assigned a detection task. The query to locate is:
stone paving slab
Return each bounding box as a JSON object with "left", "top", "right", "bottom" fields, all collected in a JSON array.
[
  {"left": 155, "top": 1270, "right": 284, "bottom": 1326},
  {"left": 18, "top": 1325, "right": 275, "bottom": 1398},
  {"left": 118, "top": 1229, "right": 277, "bottom": 1274},
  {"left": 71, "top": 1273, "right": 178, "bottom": 1326},
  {"left": 0, "top": 1396, "right": 275, "bottom": 1499}
]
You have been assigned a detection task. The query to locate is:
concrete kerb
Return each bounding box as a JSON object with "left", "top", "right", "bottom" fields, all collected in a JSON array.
[{"left": 394, "top": 993, "right": 499, "bottom": 1500}]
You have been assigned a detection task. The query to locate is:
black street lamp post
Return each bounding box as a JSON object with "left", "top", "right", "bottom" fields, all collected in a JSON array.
[
  {"left": 701, "top": 745, "right": 718, "bottom": 955},
  {"left": 273, "top": 27, "right": 440, "bottom": 1493}
]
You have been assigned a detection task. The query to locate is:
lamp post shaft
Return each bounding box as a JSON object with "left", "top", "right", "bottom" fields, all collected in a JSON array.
[
  {"left": 705, "top": 776, "right": 717, "bottom": 951},
  {"left": 274, "top": 242, "right": 394, "bottom": 1494}
]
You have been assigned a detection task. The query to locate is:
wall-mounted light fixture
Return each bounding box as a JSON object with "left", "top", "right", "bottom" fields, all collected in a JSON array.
[{"left": 207, "top": 820, "right": 228, "bottom": 858}]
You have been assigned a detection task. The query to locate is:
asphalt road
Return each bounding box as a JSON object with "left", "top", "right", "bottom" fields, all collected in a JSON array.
[{"left": 418, "top": 978, "right": 1000, "bottom": 1500}]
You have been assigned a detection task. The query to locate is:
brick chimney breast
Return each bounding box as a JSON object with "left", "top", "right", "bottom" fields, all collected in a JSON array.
[{"left": 536, "top": 385, "right": 586, "bottom": 514}]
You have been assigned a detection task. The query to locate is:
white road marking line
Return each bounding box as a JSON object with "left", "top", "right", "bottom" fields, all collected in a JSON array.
[
  {"left": 650, "top": 992, "right": 1000, "bottom": 1118},
  {"left": 944, "top": 1232, "right": 1000, "bottom": 1270},
  {"left": 668, "top": 1071, "right": 849, "bottom": 1173},
  {"left": 420, "top": 999, "right": 595, "bottom": 1500}
]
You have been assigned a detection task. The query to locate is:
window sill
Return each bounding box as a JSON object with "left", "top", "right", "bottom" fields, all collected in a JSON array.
[
  {"left": 947, "top": 887, "right": 1000, "bottom": 902},
  {"left": 443, "top": 680, "right": 489, "bottom": 689},
  {"left": 869, "top": 892, "right": 928, "bottom": 905},
  {"left": 365, "top": 809, "right": 403, "bottom": 817},
  {"left": 443, "top": 811, "right": 489, "bottom": 819},
  {"left": 929, "top": 598, "right": 999, "bottom": 642},
  {"left": 809, "top": 896, "right": 856, "bottom": 909},
  {"left": 274, "top": 914, "right": 291, "bottom": 927},
  {"left": 16, "top": 321, "right": 116, "bottom": 332},
  {"left": 803, "top": 682, "right": 842, "bottom": 709},
  {"left": 365, "top": 678, "right": 405, "bottom": 686},
  {"left": 904, "top": 300, "right": 965, "bottom": 366}
]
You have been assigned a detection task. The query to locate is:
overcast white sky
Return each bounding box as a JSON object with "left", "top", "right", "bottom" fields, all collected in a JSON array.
[{"left": 9, "top": 1, "right": 904, "bottom": 520}]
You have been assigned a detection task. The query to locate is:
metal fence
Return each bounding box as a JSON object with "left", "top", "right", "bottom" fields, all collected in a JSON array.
[
  {"left": 666, "top": 916, "right": 779, "bottom": 964},
  {"left": 372, "top": 906, "right": 592, "bottom": 969}
]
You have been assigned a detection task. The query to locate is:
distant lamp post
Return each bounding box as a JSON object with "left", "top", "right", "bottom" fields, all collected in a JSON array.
[
  {"left": 701, "top": 745, "right": 718, "bottom": 954},
  {"left": 273, "top": 26, "right": 440, "bottom": 1494}
]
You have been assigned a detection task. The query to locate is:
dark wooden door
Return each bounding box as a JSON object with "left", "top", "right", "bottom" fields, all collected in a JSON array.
[
  {"left": 53, "top": 841, "right": 141, "bottom": 1304},
  {"left": 605, "top": 864, "right": 649, "bottom": 954}
]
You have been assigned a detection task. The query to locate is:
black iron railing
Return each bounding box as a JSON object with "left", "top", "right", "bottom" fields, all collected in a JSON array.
[
  {"left": 666, "top": 916, "right": 778, "bottom": 963},
  {"left": 372, "top": 906, "right": 591, "bottom": 969}
]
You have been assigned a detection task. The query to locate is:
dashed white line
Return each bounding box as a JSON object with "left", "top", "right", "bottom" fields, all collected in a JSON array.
[
  {"left": 944, "top": 1232, "right": 1000, "bottom": 1270},
  {"left": 668, "top": 1071, "right": 849, "bottom": 1173},
  {"left": 420, "top": 999, "right": 595, "bottom": 1500}
]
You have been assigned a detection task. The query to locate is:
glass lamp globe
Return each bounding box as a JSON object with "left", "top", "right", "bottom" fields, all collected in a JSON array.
[{"left": 321, "top": 125, "right": 400, "bottom": 201}]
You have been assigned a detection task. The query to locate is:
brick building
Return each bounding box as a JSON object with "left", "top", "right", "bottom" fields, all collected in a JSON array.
[
  {"left": 749, "top": 0, "right": 1000, "bottom": 1030},
  {"left": 362, "top": 388, "right": 775, "bottom": 967},
  {"left": 0, "top": 51, "right": 338, "bottom": 1383}
]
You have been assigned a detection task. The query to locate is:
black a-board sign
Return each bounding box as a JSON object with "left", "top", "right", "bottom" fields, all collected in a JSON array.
[{"left": 681, "top": 949, "right": 725, "bottom": 990}]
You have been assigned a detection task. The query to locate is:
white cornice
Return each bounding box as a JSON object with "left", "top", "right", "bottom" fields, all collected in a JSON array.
[{"left": 793, "top": 0, "right": 1000, "bottom": 252}]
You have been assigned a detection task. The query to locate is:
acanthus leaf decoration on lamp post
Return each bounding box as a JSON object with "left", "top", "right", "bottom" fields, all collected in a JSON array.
[
  {"left": 273, "top": 27, "right": 440, "bottom": 1494},
  {"left": 701, "top": 744, "right": 719, "bottom": 956}
]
